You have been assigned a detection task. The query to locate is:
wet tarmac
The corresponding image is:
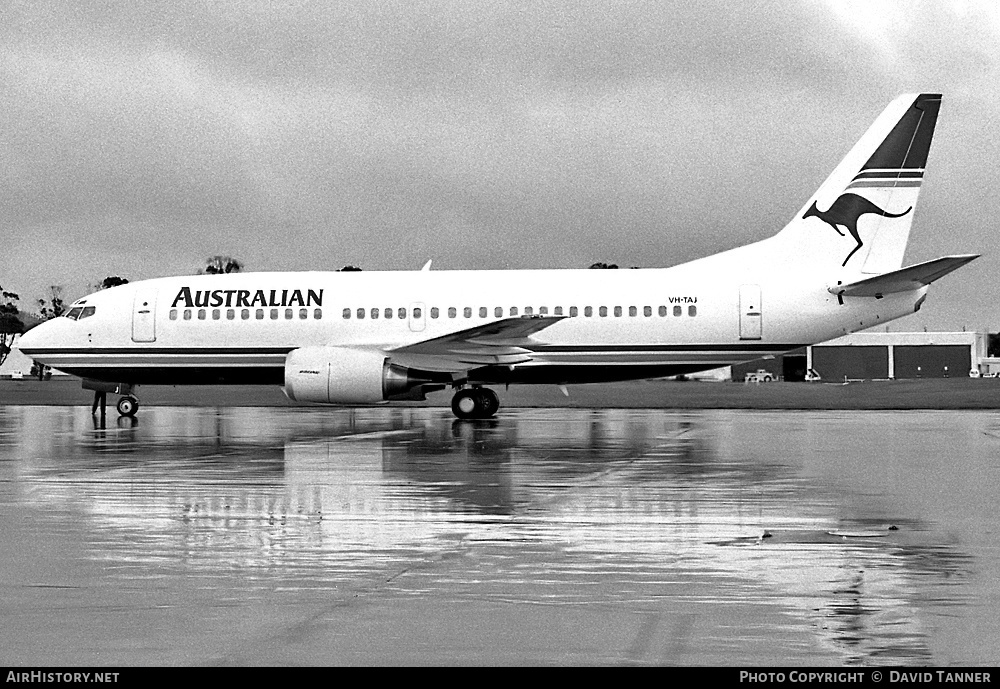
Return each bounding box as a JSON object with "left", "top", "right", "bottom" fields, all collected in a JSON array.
[{"left": 1, "top": 406, "right": 998, "bottom": 666}]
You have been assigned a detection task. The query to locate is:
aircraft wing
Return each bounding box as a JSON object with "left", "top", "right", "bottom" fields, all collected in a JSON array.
[
  {"left": 386, "top": 316, "right": 566, "bottom": 371},
  {"left": 830, "top": 254, "right": 979, "bottom": 298}
]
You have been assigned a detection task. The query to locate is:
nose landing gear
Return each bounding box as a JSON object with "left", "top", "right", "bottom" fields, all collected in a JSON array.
[
  {"left": 451, "top": 387, "right": 500, "bottom": 420},
  {"left": 116, "top": 395, "right": 140, "bottom": 418},
  {"left": 82, "top": 379, "right": 140, "bottom": 418}
]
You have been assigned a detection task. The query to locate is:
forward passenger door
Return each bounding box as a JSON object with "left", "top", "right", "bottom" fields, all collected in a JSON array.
[
  {"left": 132, "top": 289, "right": 157, "bottom": 343},
  {"left": 739, "top": 285, "right": 762, "bottom": 340}
]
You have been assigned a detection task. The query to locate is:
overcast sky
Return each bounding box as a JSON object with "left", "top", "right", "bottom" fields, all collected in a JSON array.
[{"left": 2, "top": 0, "right": 997, "bottom": 331}]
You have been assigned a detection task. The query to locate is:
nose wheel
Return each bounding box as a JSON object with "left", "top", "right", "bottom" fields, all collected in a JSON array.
[
  {"left": 117, "top": 395, "right": 140, "bottom": 418},
  {"left": 451, "top": 387, "right": 500, "bottom": 420}
]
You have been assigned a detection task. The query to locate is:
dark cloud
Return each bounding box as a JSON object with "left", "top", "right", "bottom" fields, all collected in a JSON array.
[{"left": 1, "top": 0, "right": 997, "bottom": 331}]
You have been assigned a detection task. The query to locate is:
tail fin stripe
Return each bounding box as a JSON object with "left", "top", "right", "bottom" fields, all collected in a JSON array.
[
  {"left": 847, "top": 180, "right": 922, "bottom": 189},
  {"left": 852, "top": 170, "right": 923, "bottom": 180}
]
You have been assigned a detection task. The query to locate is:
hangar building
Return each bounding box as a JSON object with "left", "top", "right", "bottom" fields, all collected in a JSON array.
[{"left": 731, "top": 331, "right": 986, "bottom": 382}]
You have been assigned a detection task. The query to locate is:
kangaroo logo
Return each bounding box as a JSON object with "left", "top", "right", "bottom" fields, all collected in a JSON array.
[{"left": 802, "top": 193, "right": 912, "bottom": 267}]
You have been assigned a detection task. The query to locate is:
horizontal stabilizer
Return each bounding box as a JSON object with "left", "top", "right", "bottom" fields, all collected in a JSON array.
[{"left": 829, "top": 254, "right": 979, "bottom": 298}]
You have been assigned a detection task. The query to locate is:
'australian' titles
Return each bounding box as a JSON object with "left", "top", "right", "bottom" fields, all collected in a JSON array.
[{"left": 171, "top": 287, "right": 324, "bottom": 309}]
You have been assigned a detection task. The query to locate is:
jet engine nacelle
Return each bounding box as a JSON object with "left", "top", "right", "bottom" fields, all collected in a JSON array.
[{"left": 283, "top": 346, "right": 431, "bottom": 404}]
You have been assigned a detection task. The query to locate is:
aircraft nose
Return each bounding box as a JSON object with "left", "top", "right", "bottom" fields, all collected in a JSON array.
[{"left": 17, "top": 319, "right": 57, "bottom": 356}]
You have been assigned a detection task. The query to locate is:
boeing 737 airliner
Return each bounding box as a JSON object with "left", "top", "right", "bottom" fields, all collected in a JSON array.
[{"left": 19, "top": 93, "right": 978, "bottom": 419}]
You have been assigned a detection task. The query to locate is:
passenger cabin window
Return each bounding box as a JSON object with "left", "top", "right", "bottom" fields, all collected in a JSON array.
[
  {"left": 673, "top": 305, "right": 682, "bottom": 317},
  {"left": 688, "top": 305, "right": 697, "bottom": 317},
  {"left": 413, "top": 307, "right": 421, "bottom": 318},
  {"left": 570, "top": 306, "right": 578, "bottom": 317},
  {"left": 614, "top": 306, "right": 622, "bottom": 317},
  {"left": 464, "top": 307, "right": 472, "bottom": 318},
  {"left": 448, "top": 307, "right": 456, "bottom": 318},
  {"left": 659, "top": 306, "right": 667, "bottom": 317},
  {"left": 384, "top": 308, "right": 393, "bottom": 319},
  {"left": 431, "top": 307, "right": 439, "bottom": 319},
  {"left": 644, "top": 306, "right": 652, "bottom": 317},
  {"left": 539, "top": 306, "right": 548, "bottom": 315},
  {"left": 398, "top": 308, "right": 406, "bottom": 319},
  {"left": 343, "top": 308, "right": 351, "bottom": 319},
  {"left": 524, "top": 306, "right": 533, "bottom": 316},
  {"left": 495, "top": 307, "right": 503, "bottom": 317},
  {"left": 167, "top": 303, "right": 328, "bottom": 322},
  {"left": 510, "top": 307, "right": 518, "bottom": 316},
  {"left": 554, "top": 306, "right": 563, "bottom": 316},
  {"left": 629, "top": 306, "right": 637, "bottom": 317},
  {"left": 479, "top": 307, "right": 487, "bottom": 318},
  {"left": 584, "top": 306, "right": 593, "bottom": 317}
]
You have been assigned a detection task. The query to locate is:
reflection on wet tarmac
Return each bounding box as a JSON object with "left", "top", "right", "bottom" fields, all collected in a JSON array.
[{"left": 1, "top": 406, "right": 996, "bottom": 665}]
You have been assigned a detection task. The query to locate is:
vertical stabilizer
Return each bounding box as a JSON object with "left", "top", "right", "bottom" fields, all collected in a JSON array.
[{"left": 775, "top": 94, "right": 941, "bottom": 275}]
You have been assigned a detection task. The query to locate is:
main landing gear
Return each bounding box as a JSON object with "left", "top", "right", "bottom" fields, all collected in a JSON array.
[{"left": 451, "top": 387, "right": 500, "bottom": 420}]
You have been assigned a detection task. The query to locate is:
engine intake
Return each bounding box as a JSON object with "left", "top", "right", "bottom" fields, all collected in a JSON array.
[{"left": 283, "top": 346, "right": 438, "bottom": 404}]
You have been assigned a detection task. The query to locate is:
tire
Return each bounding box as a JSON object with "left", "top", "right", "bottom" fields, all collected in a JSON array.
[
  {"left": 117, "top": 396, "right": 139, "bottom": 417},
  {"left": 478, "top": 388, "right": 500, "bottom": 418},
  {"left": 451, "top": 389, "right": 479, "bottom": 420}
]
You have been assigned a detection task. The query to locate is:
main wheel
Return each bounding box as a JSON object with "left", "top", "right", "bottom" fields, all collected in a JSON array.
[
  {"left": 476, "top": 388, "right": 500, "bottom": 418},
  {"left": 452, "top": 388, "right": 501, "bottom": 419},
  {"left": 451, "top": 389, "right": 480, "bottom": 420},
  {"left": 117, "top": 396, "right": 139, "bottom": 417}
]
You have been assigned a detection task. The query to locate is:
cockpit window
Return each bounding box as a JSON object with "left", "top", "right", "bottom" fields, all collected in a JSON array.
[{"left": 64, "top": 306, "right": 96, "bottom": 321}]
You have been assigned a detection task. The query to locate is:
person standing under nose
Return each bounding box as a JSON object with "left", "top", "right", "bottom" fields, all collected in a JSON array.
[{"left": 92, "top": 389, "right": 106, "bottom": 416}]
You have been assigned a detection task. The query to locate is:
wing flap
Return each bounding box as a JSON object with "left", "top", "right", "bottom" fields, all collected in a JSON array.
[
  {"left": 830, "top": 254, "right": 979, "bottom": 298},
  {"left": 386, "top": 316, "right": 565, "bottom": 372}
]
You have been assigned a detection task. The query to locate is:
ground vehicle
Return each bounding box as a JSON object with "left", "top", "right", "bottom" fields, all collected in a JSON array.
[
  {"left": 28, "top": 362, "right": 52, "bottom": 381},
  {"left": 744, "top": 369, "right": 775, "bottom": 383}
]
